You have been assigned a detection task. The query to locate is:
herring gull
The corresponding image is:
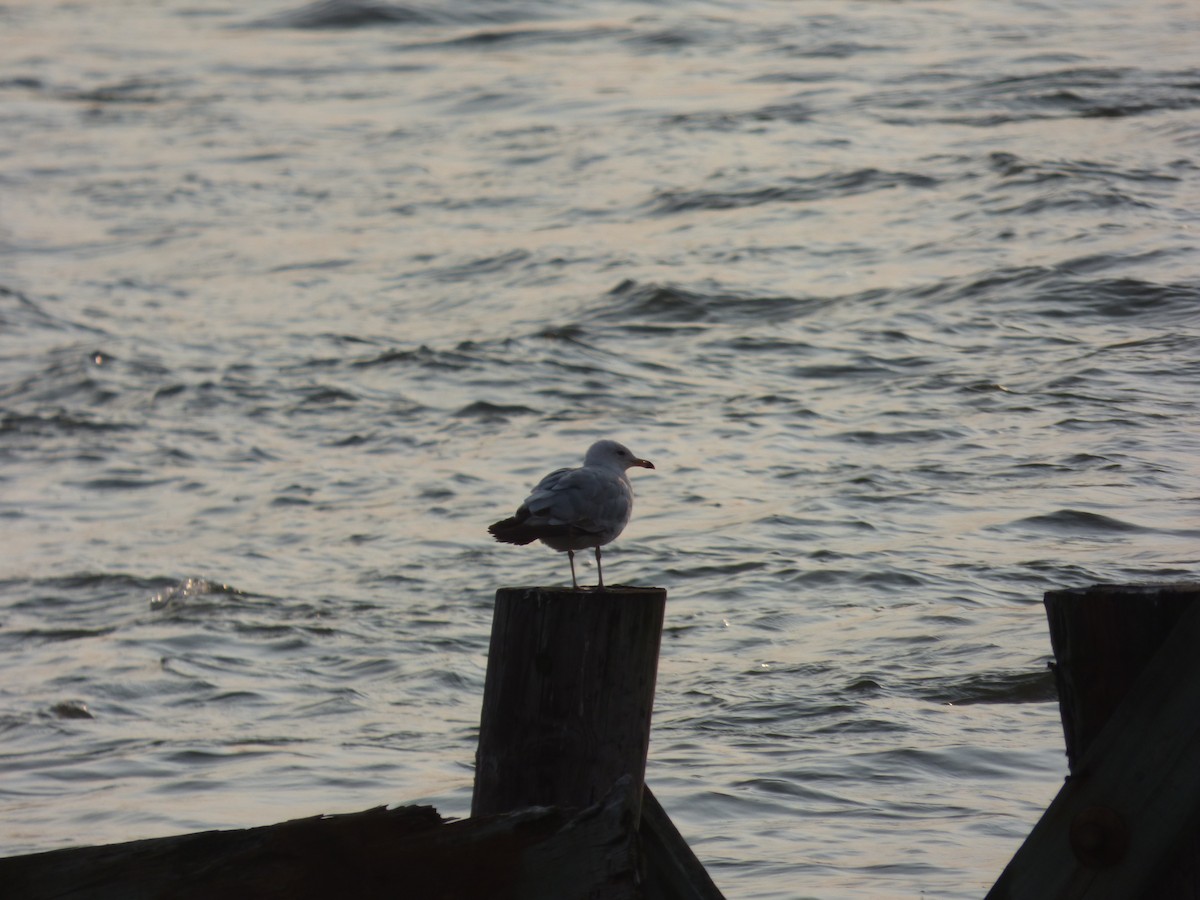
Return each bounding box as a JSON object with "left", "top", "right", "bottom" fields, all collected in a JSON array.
[{"left": 488, "top": 439, "right": 655, "bottom": 590}]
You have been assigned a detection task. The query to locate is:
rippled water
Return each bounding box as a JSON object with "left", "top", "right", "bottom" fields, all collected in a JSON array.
[{"left": 2, "top": 0, "right": 1199, "bottom": 896}]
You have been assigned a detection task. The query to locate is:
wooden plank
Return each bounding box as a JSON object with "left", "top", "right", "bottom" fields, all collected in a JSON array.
[{"left": 987, "top": 592, "right": 1200, "bottom": 899}]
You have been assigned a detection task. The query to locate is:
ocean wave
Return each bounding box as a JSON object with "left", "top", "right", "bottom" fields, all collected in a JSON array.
[
  {"left": 646, "top": 168, "right": 939, "bottom": 215},
  {"left": 596, "top": 279, "right": 819, "bottom": 326},
  {"left": 868, "top": 65, "right": 1200, "bottom": 126},
  {"left": 1004, "top": 509, "right": 1149, "bottom": 534},
  {"left": 246, "top": 0, "right": 557, "bottom": 29}
]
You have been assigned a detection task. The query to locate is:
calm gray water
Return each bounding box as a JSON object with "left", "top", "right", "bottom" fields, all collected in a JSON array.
[{"left": 2, "top": 0, "right": 1199, "bottom": 896}]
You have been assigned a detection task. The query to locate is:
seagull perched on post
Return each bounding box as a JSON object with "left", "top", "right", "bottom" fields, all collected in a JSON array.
[{"left": 488, "top": 439, "right": 655, "bottom": 590}]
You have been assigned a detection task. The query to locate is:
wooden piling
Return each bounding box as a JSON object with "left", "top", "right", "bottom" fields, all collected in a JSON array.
[
  {"left": 988, "top": 583, "right": 1200, "bottom": 899},
  {"left": 1044, "top": 583, "right": 1200, "bottom": 773},
  {"left": 472, "top": 586, "right": 667, "bottom": 819}
]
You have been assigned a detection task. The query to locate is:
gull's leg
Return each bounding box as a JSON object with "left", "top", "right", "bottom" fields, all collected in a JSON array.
[
  {"left": 568, "top": 549, "right": 579, "bottom": 590},
  {"left": 595, "top": 546, "right": 604, "bottom": 590}
]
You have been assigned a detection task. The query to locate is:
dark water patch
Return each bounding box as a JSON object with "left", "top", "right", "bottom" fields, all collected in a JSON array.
[
  {"left": 1046, "top": 248, "right": 1181, "bottom": 278},
  {"left": 742, "top": 98, "right": 819, "bottom": 125},
  {"left": 647, "top": 168, "right": 938, "bottom": 215},
  {"left": 0, "top": 348, "right": 126, "bottom": 408},
  {"left": 761, "top": 27, "right": 893, "bottom": 63},
  {"left": 418, "top": 249, "right": 531, "bottom": 283},
  {"left": 982, "top": 153, "right": 1180, "bottom": 215},
  {"left": 272, "top": 490, "right": 315, "bottom": 506},
  {"left": 444, "top": 89, "right": 529, "bottom": 116},
  {"left": 74, "top": 474, "right": 176, "bottom": 491},
  {"left": 903, "top": 265, "right": 1051, "bottom": 306},
  {"left": 0, "top": 286, "right": 106, "bottom": 336},
  {"left": 63, "top": 79, "right": 178, "bottom": 106},
  {"left": 294, "top": 385, "right": 359, "bottom": 406},
  {"left": 421, "top": 23, "right": 620, "bottom": 51},
  {"left": 0, "top": 714, "right": 30, "bottom": 736},
  {"left": 329, "top": 433, "right": 375, "bottom": 447},
  {"left": 1036, "top": 275, "right": 1200, "bottom": 322},
  {"left": 268, "top": 258, "right": 354, "bottom": 273},
  {"left": 7, "top": 626, "right": 118, "bottom": 645},
  {"left": 854, "top": 569, "right": 928, "bottom": 589},
  {"left": 785, "top": 360, "right": 892, "bottom": 381},
  {"left": 846, "top": 677, "right": 883, "bottom": 695},
  {"left": 809, "top": 717, "right": 909, "bottom": 737},
  {"left": 898, "top": 266, "right": 1198, "bottom": 325},
  {"left": 164, "top": 748, "right": 273, "bottom": 767},
  {"left": 660, "top": 110, "right": 766, "bottom": 133},
  {"left": 1005, "top": 509, "right": 1148, "bottom": 535},
  {"left": 209, "top": 690, "right": 272, "bottom": 707},
  {"left": 736, "top": 777, "right": 856, "bottom": 808},
  {"left": 914, "top": 670, "right": 1057, "bottom": 706},
  {"left": 248, "top": 0, "right": 447, "bottom": 29},
  {"left": 996, "top": 455, "right": 1122, "bottom": 480},
  {"left": 621, "top": 26, "right": 701, "bottom": 53},
  {"left": 152, "top": 383, "right": 187, "bottom": 401},
  {"left": 1038, "top": 66, "right": 1200, "bottom": 119},
  {"left": 987, "top": 153, "right": 1183, "bottom": 188},
  {"left": 288, "top": 689, "right": 366, "bottom": 718},
  {"left": 0, "top": 411, "right": 135, "bottom": 439},
  {"left": 871, "top": 66, "right": 1200, "bottom": 125},
  {"left": 788, "top": 568, "right": 870, "bottom": 588},
  {"left": 662, "top": 98, "right": 820, "bottom": 133},
  {"left": 597, "top": 279, "right": 817, "bottom": 327},
  {"left": 49, "top": 701, "right": 94, "bottom": 720},
  {"left": 331, "top": 656, "right": 398, "bottom": 679},
  {"left": 351, "top": 344, "right": 481, "bottom": 372},
  {"left": 991, "top": 186, "right": 1150, "bottom": 216},
  {"left": 833, "top": 428, "right": 964, "bottom": 447},
  {"left": 667, "top": 560, "right": 772, "bottom": 580},
  {"left": 861, "top": 745, "right": 1029, "bottom": 781},
  {"left": 0, "top": 76, "right": 46, "bottom": 91},
  {"left": 451, "top": 400, "right": 538, "bottom": 420},
  {"left": 533, "top": 323, "right": 589, "bottom": 343},
  {"left": 12, "top": 573, "right": 180, "bottom": 608}
]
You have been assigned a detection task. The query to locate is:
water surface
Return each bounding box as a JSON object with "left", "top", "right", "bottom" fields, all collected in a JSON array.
[{"left": 2, "top": 0, "right": 1199, "bottom": 896}]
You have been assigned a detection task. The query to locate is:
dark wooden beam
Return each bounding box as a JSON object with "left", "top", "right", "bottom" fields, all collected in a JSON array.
[
  {"left": 639, "top": 786, "right": 726, "bottom": 900},
  {"left": 0, "top": 790, "right": 642, "bottom": 900}
]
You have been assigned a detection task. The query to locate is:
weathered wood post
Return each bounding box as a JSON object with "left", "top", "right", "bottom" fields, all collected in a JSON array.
[
  {"left": 988, "top": 583, "right": 1200, "bottom": 900},
  {"left": 1044, "top": 583, "right": 1200, "bottom": 773},
  {"left": 472, "top": 586, "right": 667, "bottom": 819}
]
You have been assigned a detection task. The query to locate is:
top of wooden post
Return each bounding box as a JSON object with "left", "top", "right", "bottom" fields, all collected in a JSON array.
[{"left": 495, "top": 585, "right": 666, "bottom": 596}]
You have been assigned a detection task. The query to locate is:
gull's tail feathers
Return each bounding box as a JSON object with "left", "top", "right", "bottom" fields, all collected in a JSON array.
[
  {"left": 488, "top": 516, "right": 541, "bottom": 546},
  {"left": 488, "top": 515, "right": 603, "bottom": 546}
]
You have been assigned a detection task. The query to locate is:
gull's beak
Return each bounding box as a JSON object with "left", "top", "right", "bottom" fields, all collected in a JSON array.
[{"left": 635, "top": 457, "right": 655, "bottom": 470}]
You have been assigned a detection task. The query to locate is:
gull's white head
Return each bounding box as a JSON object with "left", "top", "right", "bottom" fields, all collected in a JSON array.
[{"left": 585, "top": 439, "right": 655, "bottom": 471}]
